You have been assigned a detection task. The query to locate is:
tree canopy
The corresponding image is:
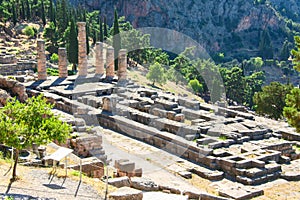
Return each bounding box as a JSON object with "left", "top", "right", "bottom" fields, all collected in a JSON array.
[
  {"left": 146, "top": 62, "right": 166, "bottom": 85},
  {"left": 284, "top": 88, "right": 300, "bottom": 132},
  {"left": 253, "top": 82, "right": 293, "bottom": 119},
  {"left": 0, "top": 95, "right": 71, "bottom": 180}
]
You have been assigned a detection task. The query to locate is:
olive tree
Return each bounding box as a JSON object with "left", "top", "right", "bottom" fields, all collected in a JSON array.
[{"left": 0, "top": 95, "right": 71, "bottom": 181}]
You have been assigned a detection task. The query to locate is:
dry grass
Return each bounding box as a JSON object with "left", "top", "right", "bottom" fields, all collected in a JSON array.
[
  {"left": 0, "top": 158, "right": 117, "bottom": 197},
  {"left": 253, "top": 181, "right": 300, "bottom": 200},
  {"left": 128, "top": 67, "right": 204, "bottom": 102},
  {"left": 187, "top": 174, "right": 218, "bottom": 196},
  {"left": 49, "top": 167, "right": 117, "bottom": 196}
]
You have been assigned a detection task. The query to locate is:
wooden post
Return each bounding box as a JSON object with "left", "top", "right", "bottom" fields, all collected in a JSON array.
[
  {"left": 80, "top": 159, "right": 82, "bottom": 182},
  {"left": 65, "top": 156, "right": 68, "bottom": 177}
]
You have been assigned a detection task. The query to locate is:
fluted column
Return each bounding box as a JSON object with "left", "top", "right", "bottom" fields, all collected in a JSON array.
[
  {"left": 106, "top": 47, "right": 115, "bottom": 80},
  {"left": 58, "top": 47, "right": 68, "bottom": 78},
  {"left": 77, "top": 22, "right": 87, "bottom": 76},
  {"left": 118, "top": 49, "right": 127, "bottom": 81},
  {"left": 37, "top": 39, "right": 47, "bottom": 80},
  {"left": 95, "top": 42, "right": 105, "bottom": 75}
]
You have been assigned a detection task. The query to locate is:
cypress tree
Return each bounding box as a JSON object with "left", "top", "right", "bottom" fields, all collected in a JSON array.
[
  {"left": 113, "top": 8, "right": 121, "bottom": 70},
  {"left": 258, "top": 29, "right": 273, "bottom": 59},
  {"left": 21, "top": 0, "right": 25, "bottom": 20},
  {"left": 25, "top": 0, "right": 30, "bottom": 20},
  {"left": 56, "top": 0, "right": 68, "bottom": 35},
  {"left": 99, "top": 16, "right": 103, "bottom": 42},
  {"left": 103, "top": 16, "right": 108, "bottom": 40},
  {"left": 92, "top": 28, "right": 96, "bottom": 45},
  {"left": 279, "top": 40, "right": 290, "bottom": 61},
  {"left": 12, "top": 4, "right": 17, "bottom": 25},
  {"left": 49, "top": 0, "right": 55, "bottom": 24},
  {"left": 86, "top": 22, "right": 90, "bottom": 55},
  {"left": 68, "top": 18, "right": 78, "bottom": 71},
  {"left": 41, "top": 0, "right": 46, "bottom": 25}
]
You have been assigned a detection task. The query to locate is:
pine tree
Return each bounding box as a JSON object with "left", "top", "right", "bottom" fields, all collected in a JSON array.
[
  {"left": 113, "top": 8, "right": 121, "bottom": 70},
  {"left": 68, "top": 18, "right": 78, "bottom": 71},
  {"left": 41, "top": 0, "right": 46, "bottom": 25},
  {"left": 99, "top": 16, "right": 104, "bottom": 42}
]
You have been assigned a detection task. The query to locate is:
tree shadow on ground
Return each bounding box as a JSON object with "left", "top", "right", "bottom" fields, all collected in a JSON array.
[
  {"left": 1, "top": 193, "right": 54, "bottom": 200},
  {"left": 147, "top": 83, "right": 162, "bottom": 90}
]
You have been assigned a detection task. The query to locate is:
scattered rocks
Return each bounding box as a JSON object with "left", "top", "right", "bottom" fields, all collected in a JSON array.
[
  {"left": 130, "top": 177, "right": 159, "bottom": 191},
  {"left": 218, "top": 186, "right": 264, "bottom": 200}
]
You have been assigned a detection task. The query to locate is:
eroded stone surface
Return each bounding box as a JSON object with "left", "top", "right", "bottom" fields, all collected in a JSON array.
[{"left": 108, "top": 187, "right": 143, "bottom": 200}]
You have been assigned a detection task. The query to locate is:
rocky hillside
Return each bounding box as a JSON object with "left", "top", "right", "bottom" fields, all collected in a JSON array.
[
  {"left": 71, "top": 0, "right": 300, "bottom": 60},
  {"left": 270, "top": 0, "right": 300, "bottom": 22}
]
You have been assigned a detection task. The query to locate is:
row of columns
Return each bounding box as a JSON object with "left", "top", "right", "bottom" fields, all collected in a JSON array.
[
  {"left": 37, "top": 22, "right": 127, "bottom": 81},
  {"left": 77, "top": 22, "right": 127, "bottom": 80}
]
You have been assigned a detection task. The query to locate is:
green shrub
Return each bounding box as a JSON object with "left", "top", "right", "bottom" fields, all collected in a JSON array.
[
  {"left": 47, "top": 68, "right": 59, "bottom": 76},
  {"left": 23, "top": 26, "right": 35, "bottom": 38},
  {"left": 188, "top": 79, "right": 203, "bottom": 94},
  {"left": 50, "top": 53, "right": 59, "bottom": 64}
]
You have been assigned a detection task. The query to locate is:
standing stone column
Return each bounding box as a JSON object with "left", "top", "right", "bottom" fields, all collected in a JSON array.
[
  {"left": 118, "top": 49, "right": 127, "bottom": 81},
  {"left": 58, "top": 47, "right": 68, "bottom": 78},
  {"left": 77, "top": 22, "right": 88, "bottom": 76},
  {"left": 106, "top": 47, "right": 115, "bottom": 80},
  {"left": 95, "top": 42, "right": 105, "bottom": 75},
  {"left": 37, "top": 40, "right": 47, "bottom": 80}
]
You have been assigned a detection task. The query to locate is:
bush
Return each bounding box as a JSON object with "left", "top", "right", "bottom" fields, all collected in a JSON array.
[
  {"left": 50, "top": 53, "right": 59, "bottom": 64},
  {"left": 188, "top": 79, "right": 203, "bottom": 94},
  {"left": 23, "top": 26, "right": 35, "bottom": 38},
  {"left": 47, "top": 68, "right": 59, "bottom": 76}
]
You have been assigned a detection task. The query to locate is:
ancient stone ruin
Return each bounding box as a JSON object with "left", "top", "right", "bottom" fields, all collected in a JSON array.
[{"left": 1, "top": 21, "right": 300, "bottom": 199}]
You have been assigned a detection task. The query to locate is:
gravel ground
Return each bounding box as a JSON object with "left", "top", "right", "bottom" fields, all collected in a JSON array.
[{"left": 0, "top": 166, "right": 103, "bottom": 200}]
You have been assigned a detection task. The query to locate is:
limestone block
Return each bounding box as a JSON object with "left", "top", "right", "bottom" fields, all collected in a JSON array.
[
  {"left": 109, "top": 187, "right": 143, "bottom": 200},
  {"left": 118, "top": 161, "right": 135, "bottom": 173},
  {"left": 108, "top": 176, "right": 130, "bottom": 188}
]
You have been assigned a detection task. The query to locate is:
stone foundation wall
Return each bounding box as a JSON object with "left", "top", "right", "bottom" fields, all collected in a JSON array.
[
  {"left": 0, "top": 76, "right": 28, "bottom": 102},
  {"left": 0, "top": 61, "right": 36, "bottom": 75}
]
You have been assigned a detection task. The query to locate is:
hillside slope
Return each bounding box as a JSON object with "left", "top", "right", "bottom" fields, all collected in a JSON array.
[{"left": 73, "top": 0, "right": 297, "bottom": 60}]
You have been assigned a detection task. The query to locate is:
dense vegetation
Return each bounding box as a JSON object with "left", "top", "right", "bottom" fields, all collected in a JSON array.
[{"left": 0, "top": 0, "right": 299, "bottom": 131}]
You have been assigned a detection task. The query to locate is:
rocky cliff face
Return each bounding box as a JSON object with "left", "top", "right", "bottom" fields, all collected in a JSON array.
[{"left": 76, "top": 0, "right": 292, "bottom": 60}]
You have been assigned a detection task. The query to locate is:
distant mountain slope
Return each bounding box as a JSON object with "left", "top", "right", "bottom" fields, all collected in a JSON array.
[
  {"left": 74, "top": 0, "right": 300, "bottom": 60},
  {"left": 270, "top": 0, "right": 300, "bottom": 22}
]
